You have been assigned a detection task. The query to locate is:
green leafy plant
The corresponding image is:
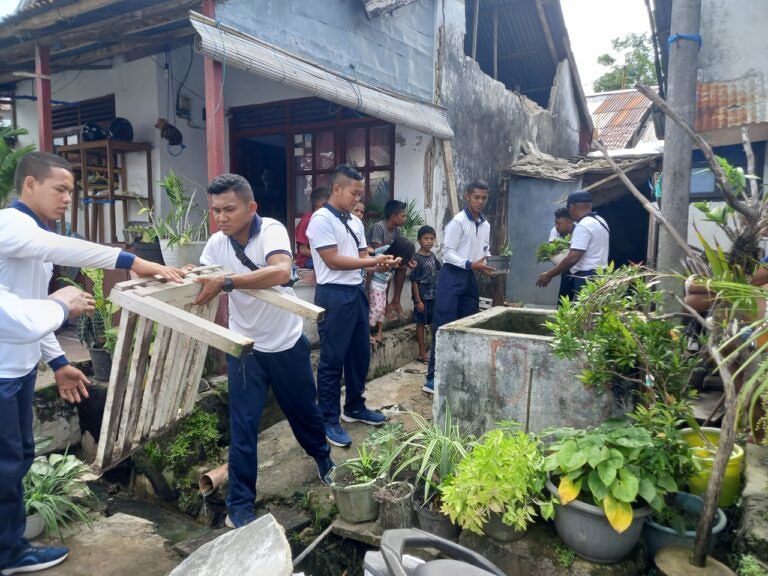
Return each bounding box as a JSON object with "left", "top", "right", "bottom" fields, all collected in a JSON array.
[
  {"left": 546, "top": 264, "right": 698, "bottom": 401},
  {"left": 399, "top": 198, "right": 425, "bottom": 241},
  {"left": 364, "top": 422, "right": 410, "bottom": 479},
  {"left": 344, "top": 442, "right": 384, "bottom": 484},
  {"left": 63, "top": 268, "right": 118, "bottom": 353},
  {"left": 555, "top": 544, "right": 575, "bottom": 568},
  {"left": 536, "top": 235, "right": 570, "bottom": 263},
  {"left": 441, "top": 428, "right": 553, "bottom": 534},
  {"left": 394, "top": 410, "right": 473, "bottom": 507},
  {"left": 23, "top": 451, "right": 95, "bottom": 538},
  {"left": 0, "top": 126, "right": 36, "bottom": 208},
  {"left": 139, "top": 171, "right": 208, "bottom": 248},
  {"left": 542, "top": 420, "right": 684, "bottom": 533},
  {"left": 499, "top": 241, "right": 514, "bottom": 257},
  {"left": 737, "top": 554, "right": 768, "bottom": 576},
  {"left": 164, "top": 408, "right": 221, "bottom": 474}
]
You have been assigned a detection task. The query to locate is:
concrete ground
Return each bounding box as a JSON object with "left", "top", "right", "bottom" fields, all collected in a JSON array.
[
  {"left": 35, "top": 326, "right": 90, "bottom": 390},
  {"left": 31, "top": 361, "right": 434, "bottom": 576}
]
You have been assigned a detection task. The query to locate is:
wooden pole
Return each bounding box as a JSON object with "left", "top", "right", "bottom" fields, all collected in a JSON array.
[
  {"left": 471, "top": 0, "right": 480, "bottom": 61},
  {"left": 34, "top": 44, "right": 52, "bottom": 153},
  {"left": 202, "top": 0, "right": 224, "bottom": 234}
]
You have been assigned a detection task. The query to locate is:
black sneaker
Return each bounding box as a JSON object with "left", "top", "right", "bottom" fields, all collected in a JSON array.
[
  {"left": 315, "top": 457, "right": 336, "bottom": 486},
  {"left": 1, "top": 544, "right": 69, "bottom": 575}
]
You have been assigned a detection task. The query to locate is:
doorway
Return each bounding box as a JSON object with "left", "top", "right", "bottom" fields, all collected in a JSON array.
[{"left": 235, "top": 134, "right": 288, "bottom": 222}]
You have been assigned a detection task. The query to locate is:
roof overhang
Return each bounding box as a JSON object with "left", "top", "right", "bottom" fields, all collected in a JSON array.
[{"left": 189, "top": 11, "right": 454, "bottom": 140}]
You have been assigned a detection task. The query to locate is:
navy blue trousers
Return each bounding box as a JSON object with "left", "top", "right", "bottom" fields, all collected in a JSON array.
[
  {"left": 427, "top": 264, "right": 479, "bottom": 380},
  {"left": 226, "top": 335, "right": 330, "bottom": 514},
  {"left": 572, "top": 269, "right": 597, "bottom": 296},
  {"left": 0, "top": 369, "right": 36, "bottom": 567},
  {"left": 314, "top": 283, "right": 369, "bottom": 425}
]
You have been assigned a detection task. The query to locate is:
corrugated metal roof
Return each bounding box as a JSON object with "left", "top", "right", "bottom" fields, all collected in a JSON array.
[
  {"left": 695, "top": 74, "right": 768, "bottom": 133},
  {"left": 586, "top": 88, "right": 657, "bottom": 150}
]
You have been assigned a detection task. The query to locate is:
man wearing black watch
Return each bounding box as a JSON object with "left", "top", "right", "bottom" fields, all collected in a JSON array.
[{"left": 189, "top": 174, "right": 333, "bottom": 531}]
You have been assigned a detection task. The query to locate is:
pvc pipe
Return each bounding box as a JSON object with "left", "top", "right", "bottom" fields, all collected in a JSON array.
[{"left": 199, "top": 463, "right": 228, "bottom": 496}]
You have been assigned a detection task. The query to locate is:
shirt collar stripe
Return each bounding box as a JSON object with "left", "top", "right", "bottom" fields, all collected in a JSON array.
[{"left": 10, "top": 200, "right": 50, "bottom": 231}]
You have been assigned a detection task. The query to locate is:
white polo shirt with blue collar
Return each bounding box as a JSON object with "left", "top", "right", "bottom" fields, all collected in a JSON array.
[
  {"left": 200, "top": 215, "right": 303, "bottom": 354},
  {"left": 0, "top": 200, "right": 135, "bottom": 379},
  {"left": 306, "top": 203, "right": 367, "bottom": 286},
  {"left": 442, "top": 208, "right": 491, "bottom": 270}
]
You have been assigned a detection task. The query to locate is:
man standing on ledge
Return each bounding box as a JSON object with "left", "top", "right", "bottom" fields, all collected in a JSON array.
[
  {"left": 191, "top": 174, "right": 335, "bottom": 529},
  {"left": 424, "top": 180, "right": 496, "bottom": 394},
  {"left": 307, "top": 165, "right": 398, "bottom": 448},
  {"left": 536, "top": 190, "right": 610, "bottom": 296}
]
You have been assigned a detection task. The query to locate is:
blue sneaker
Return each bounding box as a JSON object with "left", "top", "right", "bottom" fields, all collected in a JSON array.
[
  {"left": 422, "top": 378, "right": 434, "bottom": 394},
  {"left": 325, "top": 423, "right": 352, "bottom": 447},
  {"left": 342, "top": 407, "right": 387, "bottom": 426},
  {"left": 1, "top": 544, "right": 68, "bottom": 575},
  {"left": 315, "top": 456, "right": 336, "bottom": 485},
  {"left": 224, "top": 507, "right": 257, "bottom": 529}
]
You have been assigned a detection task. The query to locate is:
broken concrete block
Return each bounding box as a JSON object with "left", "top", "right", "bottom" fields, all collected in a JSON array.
[
  {"left": 169, "top": 513, "right": 292, "bottom": 576},
  {"left": 737, "top": 444, "right": 768, "bottom": 562}
]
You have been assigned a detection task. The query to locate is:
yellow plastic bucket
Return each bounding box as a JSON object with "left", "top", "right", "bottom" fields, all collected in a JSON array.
[{"left": 681, "top": 427, "right": 744, "bottom": 507}]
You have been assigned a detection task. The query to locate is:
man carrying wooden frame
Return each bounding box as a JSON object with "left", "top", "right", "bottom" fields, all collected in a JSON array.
[{"left": 191, "top": 174, "right": 334, "bottom": 530}]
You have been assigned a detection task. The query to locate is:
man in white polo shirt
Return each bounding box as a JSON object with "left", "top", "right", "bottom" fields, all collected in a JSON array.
[
  {"left": 536, "top": 190, "right": 610, "bottom": 296},
  {"left": 0, "top": 152, "right": 182, "bottom": 576},
  {"left": 424, "top": 180, "right": 496, "bottom": 394},
  {"left": 190, "top": 173, "right": 334, "bottom": 529},
  {"left": 307, "top": 165, "right": 397, "bottom": 448}
]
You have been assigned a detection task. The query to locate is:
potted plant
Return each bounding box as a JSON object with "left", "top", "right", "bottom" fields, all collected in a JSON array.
[
  {"left": 374, "top": 481, "right": 415, "bottom": 530},
  {"left": 536, "top": 235, "right": 570, "bottom": 265},
  {"left": 0, "top": 126, "right": 36, "bottom": 209},
  {"left": 23, "top": 451, "right": 95, "bottom": 539},
  {"left": 394, "top": 411, "right": 472, "bottom": 541},
  {"left": 124, "top": 222, "right": 164, "bottom": 265},
  {"left": 542, "top": 421, "right": 683, "bottom": 564},
  {"left": 441, "top": 427, "right": 553, "bottom": 542},
  {"left": 680, "top": 426, "right": 745, "bottom": 508},
  {"left": 642, "top": 492, "right": 727, "bottom": 559},
  {"left": 141, "top": 171, "right": 208, "bottom": 267},
  {"left": 329, "top": 442, "right": 385, "bottom": 524},
  {"left": 65, "top": 268, "right": 118, "bottom": 381},
  {"left": 486, "top": 242, "right": 513, "bottom": 276}
]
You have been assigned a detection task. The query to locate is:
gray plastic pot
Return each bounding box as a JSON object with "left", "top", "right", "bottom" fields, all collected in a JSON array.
[
  {"left": 23, "top": 512, "right": 45, "bottom": 540},
  {"left": 547, "top": 478, "right": 650, "bottom": 564},
  {"left": 483, "top": 511, "right": 526, "bottom": 543},
  {"left": 486, "top": 255, "right": 511, "bottom": 276},
  {"left": 642, "top": 492, "right": 727, "bottom": 558},
  {"left": 329, "top": 461, "right": 380, "bottom": 524},
  {"left": 411, "top": 489, "right": 461, "bottom": 541}
]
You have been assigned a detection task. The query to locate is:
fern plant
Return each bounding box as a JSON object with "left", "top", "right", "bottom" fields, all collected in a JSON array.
[{"left": 63, "top": 268, "right": 118, "bottom": 353}]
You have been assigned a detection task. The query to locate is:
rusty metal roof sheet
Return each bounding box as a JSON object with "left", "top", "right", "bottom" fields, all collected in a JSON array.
[
  {"left": 586, "top": 88, "right": 656, "bottom": 150},
  {"left": 695, "top": 74, "right": 768, "bottom": 133}
]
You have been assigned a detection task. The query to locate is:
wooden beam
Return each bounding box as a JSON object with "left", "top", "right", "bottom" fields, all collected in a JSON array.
[
  {"left": 34, "top": 44, "right": 52, "bottom": 152},
  {"left": 534, "top": 0, "right": 560, "bottom": 67},
  {"left": 0, "top": 1, "right": 197, "bottom": 66},
  {"left": 471, "top": 0, "right": 481, "bottom": 61},
  {"left": 202, "top": 0, "right": 225, "bottom": 233},
  {"left": 440, "top": 139, "right": 460, "bottom": 215},
  {"left": 239, "top": 288, "right": 325, "bottom": 322},
  {"left": 0, "top": 0, "right": 121, "bottom": 40},
  {"left": 362, "top": 0, "right": 418, "bottom": 19},
  {"left": 109, "top": 289, "right": 254, "bottom": 358}
]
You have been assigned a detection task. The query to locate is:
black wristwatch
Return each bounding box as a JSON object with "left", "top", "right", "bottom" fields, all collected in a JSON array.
[{"left": 222, "top": 277, "right": 235, "bottom": 293}]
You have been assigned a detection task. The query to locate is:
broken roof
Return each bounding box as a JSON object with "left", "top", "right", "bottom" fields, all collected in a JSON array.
[{"left": 504, "top": 149, "right": 661, "bottom": 181}]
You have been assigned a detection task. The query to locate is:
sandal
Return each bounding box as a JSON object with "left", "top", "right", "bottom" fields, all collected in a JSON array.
[{"left": 416, "top": 356, "right": 429, "bottom": 364}]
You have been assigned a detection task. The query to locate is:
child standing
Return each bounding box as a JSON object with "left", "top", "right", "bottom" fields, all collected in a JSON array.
[
  {"left": 352, "top": 201, "right": 365, "bottom": 220},
  {"left": 368, "top": 236, "right": 415, "bottom": 345},
  {"left": 410, "top": 226, "right": 439, "bottom": 363}
]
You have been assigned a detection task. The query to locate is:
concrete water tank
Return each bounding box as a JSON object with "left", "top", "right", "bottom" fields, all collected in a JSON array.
[{"left": 433, "top": 307, "right": 630, "bottom": 436}]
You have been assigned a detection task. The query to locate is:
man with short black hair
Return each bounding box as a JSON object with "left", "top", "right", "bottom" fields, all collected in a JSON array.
[
  {"left": 307, "top": 165, "right": 398, "bottom": 448},
  {"left": 424, "top": 180, "right": 496, "bottom": 394},
  {"left": 0, "top": 151, "right": 182, "bottom": 575},
  {"left": 190, "top": 173, "right": 334, "bottom": 529},
  {"left": 546, "top": 207, "right": 576, "bottom": 305},
  {"left": 536, "top": 190, "right": 610, "bottom": 296}
]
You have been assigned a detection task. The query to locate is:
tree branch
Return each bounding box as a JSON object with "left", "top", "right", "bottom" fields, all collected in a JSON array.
[
  {"left": 742, "top": 126, "right": 760, "bottom": 204},
  {"left": 592, "top": 139, "right": 705, "bottom": 274},
  {"left": 636, "top": 83, "right": 758, "bottom": 222}
]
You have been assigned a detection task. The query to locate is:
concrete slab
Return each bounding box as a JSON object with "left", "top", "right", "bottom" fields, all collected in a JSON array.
[
  {"left": 35, "top": 327, "right": 90, "bottom": 390},
  {"left": 736, "top": 444, "right": 768, "bottom": 562},
  {"left": 37, "top": 513, "right": 180, "bottom": 576}
]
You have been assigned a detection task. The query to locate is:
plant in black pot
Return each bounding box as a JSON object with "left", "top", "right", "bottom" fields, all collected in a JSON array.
[
  {"left": 65, "top": 268, "right": 118, "bottom": 381},
  {"left": 124, "top": 222, "right": 164, "bottom": 265},
  {"left": 441, "top": 426, "right": 554, "bottom": 543},
  {"left": 486, "top": 242, "right": 513, "bottom": 276},
  {"left": 394, "top": 411, "right": 473, "bottom": 541},
  {"left": 542, "top": 420, "right": 683, "bottom": 564}
]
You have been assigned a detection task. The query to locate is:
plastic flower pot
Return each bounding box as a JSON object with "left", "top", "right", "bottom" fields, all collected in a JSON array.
[
  {"left": 550, "top": 250, "right": 568, "bottom": 266},
  {"left": 374, "top": 481, "right": 415, "bottom": 531},
  {"left": 486, "top": 255, "right": 511, "bottom": 276},
  {"left": 546, "top": 478, "right": 650, "bottom": 564},
  {"left": 89, "top": 347, "right": 112, "bottom": 382},
  {"left": 681, "top": 427, "right": 744, "bottom": 507},
  {"left": 329, "top": 462, "right": 380, "bottom": 524},
  {"left": 23, "top": 512, "right": 45, "bottom": 540},
  {"left": 483, "top": 511, "right": 526, "bottom": 543},
  {"left": 411, "top": 489, "right": 461, "bottom": 541},
  {"left": 642, "top": 492, "right": 726, "bottom": 558}
]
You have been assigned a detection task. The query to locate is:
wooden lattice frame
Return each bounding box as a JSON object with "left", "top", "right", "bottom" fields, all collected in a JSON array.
[{"left": 91, "top": 265, "right": 324, "bottom": 474}]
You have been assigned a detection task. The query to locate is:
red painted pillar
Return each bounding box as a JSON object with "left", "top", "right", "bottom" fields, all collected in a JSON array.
[
  {"left": 202, "top": 0, "right": 225, "bottom": 233},
  {"left": 35, "top": 44, "right": 52, "bottom": 153}
]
